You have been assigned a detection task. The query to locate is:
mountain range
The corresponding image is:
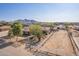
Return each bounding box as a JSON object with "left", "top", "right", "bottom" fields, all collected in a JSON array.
[{"left": 17, "top": 19, "right": 37, "bottom": 25}]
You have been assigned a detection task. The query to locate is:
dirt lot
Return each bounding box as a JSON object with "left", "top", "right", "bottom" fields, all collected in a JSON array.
[
  {"left": 39, "top": 30, "right": 75, "bottom": 56},
  {"left": 0, "top": 30, "right": 76, "bottom": 56},
  {"left": 0, "top": 31, "right": 32, "bottom": 56},
  {"left": 0, "top": 31, "right": 8, "bottom": 37},
  {"left": 0, "top": 45, "right": 33, "bottom": 56}
]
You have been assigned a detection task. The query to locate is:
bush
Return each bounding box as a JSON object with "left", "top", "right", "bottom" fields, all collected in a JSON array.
[
  {"left": 29, "top": 24, "right": 43, "bottom": 42},
  {"left": 11, "top": 22, "right": 23, "bottom": 36},
  {"left": 8, "top": 22, "right": 23, "bottom": 41}
]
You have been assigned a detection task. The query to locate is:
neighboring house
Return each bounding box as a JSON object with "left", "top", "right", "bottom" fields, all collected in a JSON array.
[
  {"left": 23, "top": 27, "right": 30, "bottom": 36},
  {"left": 56, "top": 25, "right": 65, "bottom": 30},
  {"left": 74, "top": 25, "right": 79, "bottom": 31},
  {"left": 42, "top": 27, "right": 50, "bottom": 35}
]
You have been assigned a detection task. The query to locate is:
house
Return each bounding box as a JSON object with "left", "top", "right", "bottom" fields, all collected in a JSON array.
[{"left": 56, "top": 25, "right": 65, "bottom": 30}]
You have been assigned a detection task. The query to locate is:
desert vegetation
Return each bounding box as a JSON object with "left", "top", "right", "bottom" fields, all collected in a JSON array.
[
  {"left": 29, "top": 24, "right": 43, "bottom": 43},
  {"left": 0, "top": 21, "right": 79, "bottom": 56},
  {"left": 8, "top": 22, "right": 23, "bottom": 42}
]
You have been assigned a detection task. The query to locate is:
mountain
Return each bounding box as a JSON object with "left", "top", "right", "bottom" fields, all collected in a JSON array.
[{"left": 17, "top": 19, "right": 37, "bottom": 25}]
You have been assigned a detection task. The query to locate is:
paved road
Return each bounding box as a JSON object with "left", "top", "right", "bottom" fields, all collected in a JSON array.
[{"left": 39, "top": 30, "right": 75, "bottom": 56}]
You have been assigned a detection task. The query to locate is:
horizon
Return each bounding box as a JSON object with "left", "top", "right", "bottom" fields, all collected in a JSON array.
[{"left": 0, "top": 3, "right": 79, "bottom": 22}]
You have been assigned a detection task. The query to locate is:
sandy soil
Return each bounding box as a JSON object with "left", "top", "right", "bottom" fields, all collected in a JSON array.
[
  {"left": 0, "top": 31, "right": 33, "bottom": 56},
  {"left": 0, "top": 45, "right": 32, "bottom": 56},
  {"left": 39, "top": 30, "right": 75, "bottom": 56},
  {"left": 0, "top": 30, "right": 76, "bottom": 56},
  {"left": 0, "top": 31, "right": 8, "bottom": 37}
]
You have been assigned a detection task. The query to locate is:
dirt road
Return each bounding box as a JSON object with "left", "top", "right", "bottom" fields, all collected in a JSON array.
[
  {"left": 0, "top": 31, "right": 8, "bottom": 37},
  {"left": 39, "top": 30, "right": 75, "bottom": 56}
]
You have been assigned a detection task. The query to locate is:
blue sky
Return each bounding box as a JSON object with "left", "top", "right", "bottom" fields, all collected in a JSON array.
[{"left": 0, "top": 3, "right": 79, "bottom": 22}]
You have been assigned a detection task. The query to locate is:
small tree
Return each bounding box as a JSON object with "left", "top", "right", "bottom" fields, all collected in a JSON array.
[
  {"left": 29, "top": 24, "right": 43, "bottom": 42},
  {"left": 8, "top": 22, "right": 23, "bottom": 42},
  {"left": 64, "top": 23, "right": 69, "bottom": 29},
  {"left": 8, "top": 28, "right": 14, "bottom": 40},
  {"left": 48, "top": 23, "right": 54, "bottom": 31}
]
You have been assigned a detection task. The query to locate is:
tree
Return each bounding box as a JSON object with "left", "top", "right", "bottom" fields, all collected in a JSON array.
[
  {"left": 8, "top": 22, "right": 23, "bottom": 42},
  {"left": 29, "top": 24, "right": 43, "bottom": 42},
  {"left": 48, "top": 23, "right": 54, "bottom": 31},
  {"left": 64, "top": 22, "right": 70, "bottom": 30},
  {"left": 8, "top": 28, "right": 14, "bottom": 40}
]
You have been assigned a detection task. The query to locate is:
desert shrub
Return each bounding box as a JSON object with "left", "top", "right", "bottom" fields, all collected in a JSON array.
[
  {"left": 29, "top": 24, "right": 43, "bottom": 42},
  {"left": 8, "top": 22, "right": 23, "bottom": 41}
]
